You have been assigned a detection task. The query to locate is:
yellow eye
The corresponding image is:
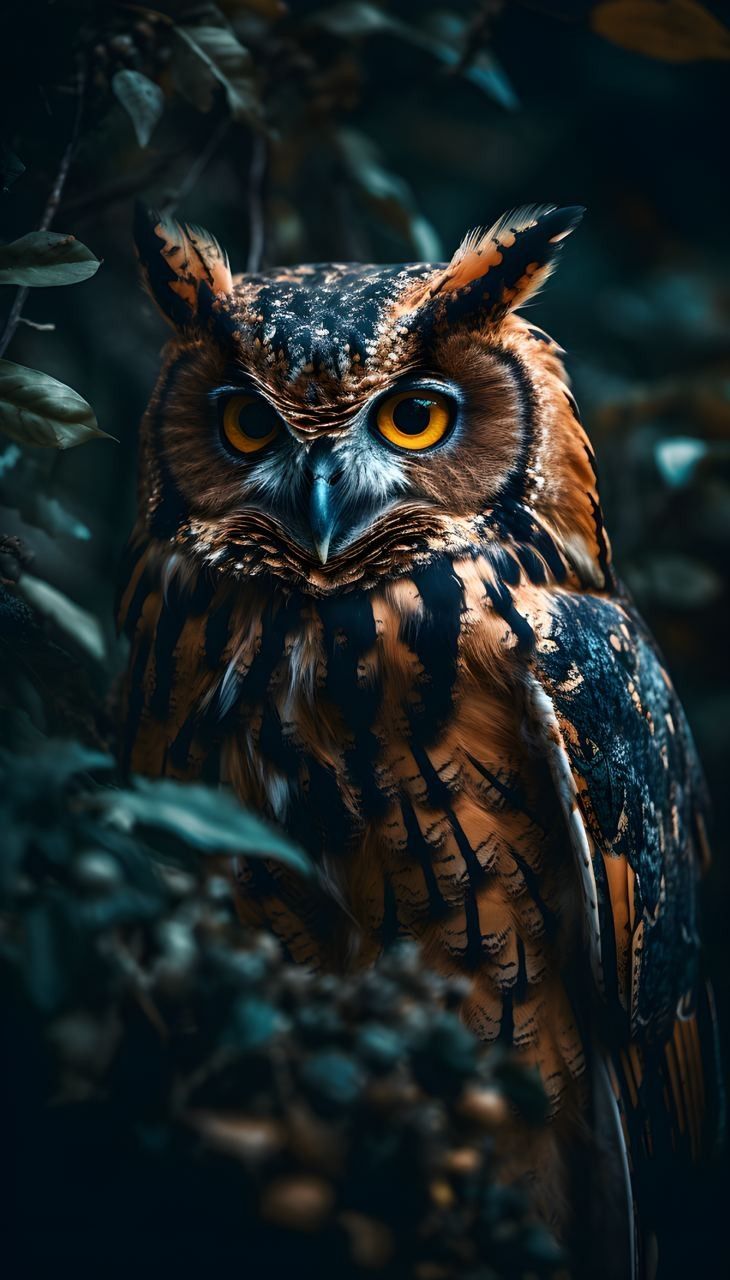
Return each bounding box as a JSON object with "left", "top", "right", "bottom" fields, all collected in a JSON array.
[
  {"left": 221, "top": 394, "right": 280, "bottom": 454},
  {"left": 375, "top": 390, "right": 454, "bottom": 451}
]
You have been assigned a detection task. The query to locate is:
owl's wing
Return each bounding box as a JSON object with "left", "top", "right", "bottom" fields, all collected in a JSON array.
[{"left": 524, "top": 589, "right": 723, "bottom": 1168}]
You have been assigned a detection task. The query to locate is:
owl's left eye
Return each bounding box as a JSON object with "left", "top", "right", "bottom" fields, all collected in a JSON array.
[
  {"left": 374, "top": 390, "right": 455, "bottom": 452},
  {"left": 220, "top": 394, "right": 281, "bottom": 455}
]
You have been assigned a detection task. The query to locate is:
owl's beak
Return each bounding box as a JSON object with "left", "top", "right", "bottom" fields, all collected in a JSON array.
[{"left": 307, "top": 444, "right": 342, "bottom": 565}]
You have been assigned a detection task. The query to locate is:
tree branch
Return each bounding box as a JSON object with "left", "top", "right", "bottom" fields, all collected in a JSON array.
[{"left": 0, "top": 61, "right": 86, "bottom": 359}]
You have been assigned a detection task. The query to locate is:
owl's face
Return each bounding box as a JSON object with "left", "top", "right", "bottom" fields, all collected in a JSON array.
[{"left": 134, "top": 205, "right": 606, "bottom": 594}]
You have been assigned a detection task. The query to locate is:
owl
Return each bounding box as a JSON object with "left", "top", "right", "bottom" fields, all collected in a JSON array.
[{"left": 119, "top": 203, "right": 722, "bottom": 1275}]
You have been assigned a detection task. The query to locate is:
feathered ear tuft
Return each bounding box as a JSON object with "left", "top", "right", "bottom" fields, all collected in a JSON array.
[
  {"left": 401, "top": 204, "right": 584, "bottom": 329},
  {"left": 133, "top": 203, "right": 233, "bottom": 331}
]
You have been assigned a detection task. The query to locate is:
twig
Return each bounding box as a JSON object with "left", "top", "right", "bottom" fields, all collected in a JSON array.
[
  {"left": 160, "top": 117, "right": 230, "bottom": 217},
  {"left": 18, "top": 318, "right": 56, "bottom": 332},
  {"left": 0, "top": 61, "right": 86, "bottom": 359},
  {"left": 246, "top": 132, "right": 267, "bottom": 274}
]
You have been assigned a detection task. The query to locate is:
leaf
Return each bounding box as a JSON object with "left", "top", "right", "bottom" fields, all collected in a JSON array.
[
  {"left": 336, "top": 128, "right": 442, "bottom": 259},
  {"left": 17, "top": 574, "right": 107, "bottom": 662},
  {"left": 112, "top": 69, "right": 165, "bottom": 148},
  {"left": 421, "top": 11, "right": 519, "bottom": 109},
  {"left": 20, "top": 494, "right": 91, "bottom": 541},
  {"left": 0, "top": 232, "right": 100, "bottom": 288},
  {"left": 591, "top": 0, "right": 730, "bottom": 62},
  {"left": 0, "top": 446, "right": 91, "bottom": 538},
  {"left": 23, "top": 897, "right": 76, "bottom": 1013},
  {"left": 0, "top": 739, "right": 114, "bottom": 790},
  {"left": 172, "top": 17, "right": 260, "bottom": 123},
  {"left": 103, "top": 777, "right": 312, "bottom": 877},
  {"left": 314, "top": 3, "right": 518, "bottom": 108},
  {"left": 0, "top": 142, "right": 25, "bottom": 192},
  {"left": 312, "top": 1, "right": 393, "bottom": 37},
  {"left": 460, "top": 53, "right": 519, "bottom": 111},
  {"left": 0, "top": 360, "right": 110, "bottom": 449},
  {"left": 655, "top": 436, "right": 707, "bottom": 488}
]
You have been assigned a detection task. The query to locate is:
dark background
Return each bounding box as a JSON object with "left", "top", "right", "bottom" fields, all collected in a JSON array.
[{"left": 1, "top": 1, "right": 728, "bottom": 1273}]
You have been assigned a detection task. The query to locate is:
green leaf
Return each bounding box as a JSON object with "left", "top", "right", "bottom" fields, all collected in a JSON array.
[
  {"left": 0, "top": 360, "right": 110, "bottom": 449},
  {"left": 17, "top": 574, "right": 107, "bottom": 662},
  {"left": 0, "top": 232, "right": 100, "bottom": 288},
  {"left": 172, "top": 18, "right": 260, "bottom": 123},
  {"left": 103, "top": 777, "right": 312, "bottom": 877},
  {"left": 112, "top": 69, "right": 165, "bottom": 148}
]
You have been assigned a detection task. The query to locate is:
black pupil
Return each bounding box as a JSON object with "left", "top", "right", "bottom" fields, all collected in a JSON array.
[
  {"left": 392, "top": 396, "right": 434, "bottom": 435},
  {"left": 238, "top": 400, "right": 277, "bottom": 439}
]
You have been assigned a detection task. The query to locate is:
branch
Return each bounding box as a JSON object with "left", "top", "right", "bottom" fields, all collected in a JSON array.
[
  {"left": 0, "top": 61, "right": 86, "bottom": 359},
  {"left": 246, "top": 132, "right": 267, "bottom": 274}
]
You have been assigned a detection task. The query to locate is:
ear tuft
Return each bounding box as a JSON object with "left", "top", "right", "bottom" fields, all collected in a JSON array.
[
  {"left": 134, "top": 202, "right": 233, "bottom": 331},
  {"left": 402, "top": 204, "right": 584, "bottom": 328}
]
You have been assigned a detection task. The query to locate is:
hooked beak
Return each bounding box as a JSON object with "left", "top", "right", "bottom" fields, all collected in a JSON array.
[{"left": 307, "top": 443, "right": 341, "bottom": 565}]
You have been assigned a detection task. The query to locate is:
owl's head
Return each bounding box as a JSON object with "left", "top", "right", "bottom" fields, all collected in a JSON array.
[{"left": 134, "top": 203, "right": 608, "bottom": 596}]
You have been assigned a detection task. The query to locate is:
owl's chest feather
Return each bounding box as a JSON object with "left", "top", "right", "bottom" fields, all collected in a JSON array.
[{"left": 120, "top": 542, "right": 585, "bottom": 1107}]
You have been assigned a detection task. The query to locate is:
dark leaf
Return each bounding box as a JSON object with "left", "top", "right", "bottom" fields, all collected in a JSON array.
[
  {"left": 591, "top": 0, "right": 730, "bottom": 62},
  {"left": 16, "top": 573, "right": 107, "bottom": 662},
  {"left": 0, "top": 739, "right": 114, "bottom": 790},
  {"left": 336, "top": 128, "right": 441, "bottom": 258},
  {"left": 316, "top": 4, "right": 518, "bottom": 108},
  {"left": 312, "top": 1, "right": 393, "bottom": 37},
  {"left": 101, "top": 777, "right": 313, "bottom": 877},
  {"left": 112, "top": 69, "right": 165, "bottom": 148},
  {"left": 0, "top": 360, "right": 111, "bottom": 449},
  {"left": 0, "top": 142, "right": 25, "bottom": 191},
  {"left": 171, "top": 16, "right": 260, "bottom": 123},
  {"left": 23, "top": 897, "right": 79, "bottom": 1013},
  {"left": 421, "top": 11, "right": 518, "bottom": 109},
  {"left": 0, "top": 231, "right": 100, "bottom": 288}
]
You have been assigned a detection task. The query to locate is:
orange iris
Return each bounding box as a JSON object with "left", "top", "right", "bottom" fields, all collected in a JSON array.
[
  {"left": 375, "top": 391, "right": 453, "bottom": 451},
  {"left": 221, "top": 394, "right": 280, "bottom": 454}
]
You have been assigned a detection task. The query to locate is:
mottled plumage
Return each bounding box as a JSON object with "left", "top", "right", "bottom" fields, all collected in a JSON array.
[{"left": 120, "top": 203, "right": 721, "bottom": 1274}]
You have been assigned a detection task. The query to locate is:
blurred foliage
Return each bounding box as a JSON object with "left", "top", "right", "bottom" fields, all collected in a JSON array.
[
  {"left": 1, "top": 0, "right": 729, "bottom": 1275},
  {"left": 2, "top": 743, "right": 562, "bottom": 1278}
]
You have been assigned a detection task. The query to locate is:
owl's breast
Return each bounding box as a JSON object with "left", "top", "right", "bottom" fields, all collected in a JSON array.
[{"left": 120, "top": 542, "right": 585, "bottom": 1107}]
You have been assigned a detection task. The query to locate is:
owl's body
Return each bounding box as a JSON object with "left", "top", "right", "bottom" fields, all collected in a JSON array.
[{"left": 120, "top": 206, "right": 721, "bottom": 1274}]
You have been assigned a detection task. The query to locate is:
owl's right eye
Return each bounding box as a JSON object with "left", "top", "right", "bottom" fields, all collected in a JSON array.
[{"left": 220, "top": 394, "right": 281, "bottom": 455}]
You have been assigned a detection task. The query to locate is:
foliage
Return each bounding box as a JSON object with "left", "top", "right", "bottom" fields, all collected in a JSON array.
[{"left": 2, "top": 745, "right": 562, "bottom": 1278}]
